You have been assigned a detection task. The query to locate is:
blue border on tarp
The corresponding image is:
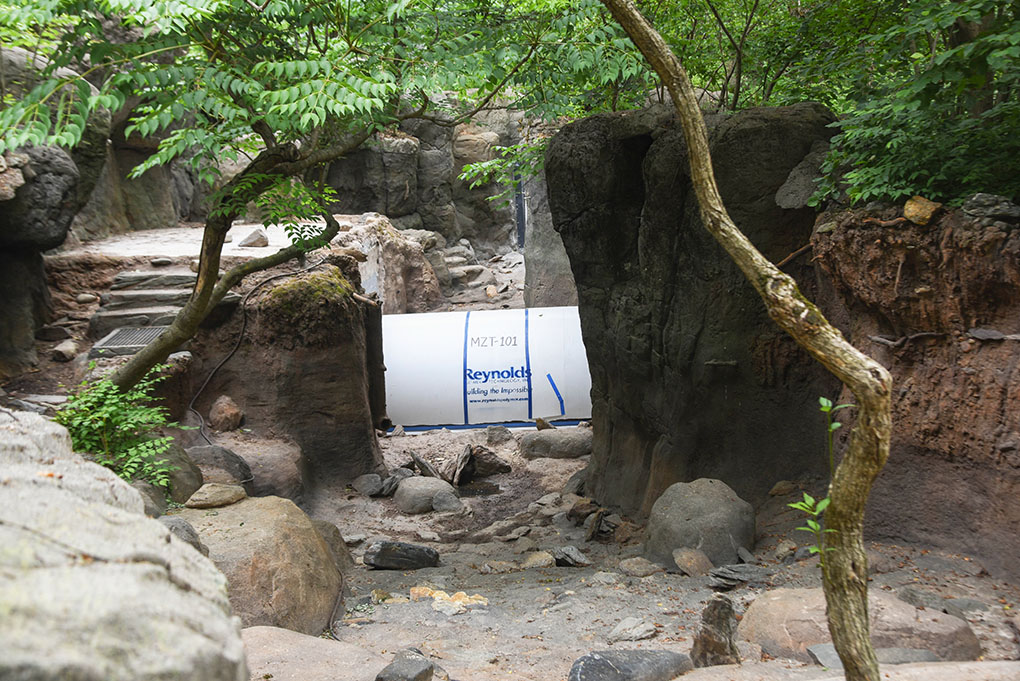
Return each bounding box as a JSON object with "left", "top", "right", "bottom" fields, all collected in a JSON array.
[
  {"left": 524, "top": 308, "right": 533, "bottom": 419},
  {"left": 546, "top": 373, "right": 565, "bottom": 415},
  {"left": 392, "top": 419, "right": 584, "bottom": 433},
  {"left": 461, "top": 310, "right": 471, "bottom": 425}
]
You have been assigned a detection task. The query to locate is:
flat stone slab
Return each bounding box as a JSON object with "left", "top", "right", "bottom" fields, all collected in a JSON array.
[{"left": 807, "top": 643, "right": 938, "bottom": 670}]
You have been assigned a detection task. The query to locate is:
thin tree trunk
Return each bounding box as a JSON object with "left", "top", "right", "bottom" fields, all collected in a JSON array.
[{"left": 599, "top": 2, "right": 891, "bottom": 680}]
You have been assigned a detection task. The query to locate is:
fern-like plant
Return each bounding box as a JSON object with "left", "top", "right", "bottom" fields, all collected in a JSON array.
[{"left": 56, "top": 365, "right": 177, "bottom": 493}]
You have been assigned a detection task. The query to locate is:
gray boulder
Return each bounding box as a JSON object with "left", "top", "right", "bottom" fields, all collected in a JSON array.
[
  {"left": 187, "top": 445, "right": 254, "bottom": 494},
  {"left": 353, "top": 473, "right": 385, "bottom": 496},
  {"left": 375, "top": 648, "right": 435, "bottom": 681},
  {"left": 185, "top": 483, "right": 247, "bottom": 509},
  {"left": 568, "top": 650, "right": 693, "bottom": 681},
  {"left": 645, "top": 479, "right": 754, "bottom": 567},
  {"left": 363, "top": 541, "right": 440, "bottom": 570},
  {"left": 380, "top": 467, "right": 415, "bottom": 496},
  {"left": 394, "top": 476, "right": 457, "bottom": 514},
  {"left": 0, "top": 410, "right": 247, "bottom": 681},
  {"left": 161, "top": 441, "right": 204, "bottom": 504},
  {"left": 520, "top": 428, "right": 593, "bottom": 459},
  {"left": 545, "top": 103, "right": 841, "bottom": 516},
  {"left": 131, "top": 480, "right": 168, "bottom": 517}
]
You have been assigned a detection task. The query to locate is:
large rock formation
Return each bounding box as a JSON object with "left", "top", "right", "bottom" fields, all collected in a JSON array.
[
  {"left": 192, "top": 265, "right": 385, "bottom": 484},
  {"left": 327, "top": 108, "right": 523, "bottom": 256},
  {"left": 332, "top": 213, "right": 443, "bottom": 313},
  {"left": 812, "top": 203, "right": 1020, "bottom": 579},
  {"left": 0, "top": 410, "right": 247, "bottom": 680},
  {"left": 545, "top": 103, "right": 840, "bottom": 515},
  {"left": 0, "top": 146, "right": 79, "bottom": 377}
]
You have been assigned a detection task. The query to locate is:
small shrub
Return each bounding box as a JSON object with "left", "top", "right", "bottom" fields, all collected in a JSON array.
[{"left": 56, "top": 365, "right": 177, "bottom": 492}]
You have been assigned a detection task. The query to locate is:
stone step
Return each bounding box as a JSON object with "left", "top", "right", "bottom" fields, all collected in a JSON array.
[
  {"left": 88, "top": 292, "right": 242, "bottom": 339},
  {"left": 89, "top": 306, "right": 182, "bottom": 339},
  {"left": 111, "top": 270, "right": 197, "bottom": 290},
  {"left": 102, "top": 288, "right": 193, "bottom": 310}
]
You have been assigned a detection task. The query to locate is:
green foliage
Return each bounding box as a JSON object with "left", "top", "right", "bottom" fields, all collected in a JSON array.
[
  {"left": 818, "top": 395, "right": 854, "bottom": 479},
  {"left": 789, "top": 492, "right": 837, "bottom": 566},
  {"left": 55, "top": 365, "right": 177, "bottom": 492},
  {"left": 788, "top": 396, "right": 855, "bottom": 566},
  {"left": 459, "top": 139, "right": 548, "bottom": 207},
  {"left": 813, "top": 0, "right": 1020, "bottom": 205}
]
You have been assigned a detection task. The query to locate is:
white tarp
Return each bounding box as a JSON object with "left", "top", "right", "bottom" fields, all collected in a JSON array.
[{"left": 382, "top": 307, "right": 592, "bottom": 426}]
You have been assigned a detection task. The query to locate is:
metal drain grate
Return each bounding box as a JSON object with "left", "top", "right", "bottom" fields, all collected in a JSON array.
[{"left": 90, "top": 326, "right": 168, "bottom": 358}]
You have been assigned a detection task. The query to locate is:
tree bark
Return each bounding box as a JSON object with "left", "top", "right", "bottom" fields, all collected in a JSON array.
[{"left": 599, "top": 2, "right": 892, "bottom": 680}]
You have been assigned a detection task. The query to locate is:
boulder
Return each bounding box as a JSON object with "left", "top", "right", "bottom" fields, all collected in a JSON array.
[
  {"left": 376, "top": 648, "right": 435, "bottom": 681},
  {"left": 162, "top": 441, "right": 204, "bottom": 504},
  {"left": 131, "top": 480, "right": 168, "bottom": 517},
  {"left": 520, "top": 428, "right": 593, "bottom": 459},
  {"left": 394, "top": 476, "right": 458, "bottom": 514},
  {"left": 51, "top": 338, "right": 78, "bottom": 362},
  {"left": 185, "top": 483, "right": 247, "bottom": 509},
  {"left": 380, "top": 467, "right": 415, "bottom": 496},
  {"left": 619, "top": 557, "right": 664, "bottom": 578},
  {"left": 237, "top": 226, "right": 269, "bottom": 247},
  {"left": 568, "top": 650, "right": 693, "bottom": 681},
  {"left": 645, "top": 479, "right": 754, "bottom": 567},
  {"left": 229, "top": 437, "right": 307, "bottom": 501},
  {"left": 353, "top": 473, "right": 384, "bottom": 496},
  {"left": 737, "top": 588, "right": 982, "bottom": 662},
  {"left": 0, "top": 251, "right": 50, "bottom": 378},
  {"left": 546, "top": 103, "right": 840, "bottom": 515},
  {"left": 186, "top": 445, "right": 254, "bottom": 493},
  {"left": 0, "top": 410, "right": 247, "bottom": 681},
  {"left": 673, "top": 547, "right": 714, "bottom": 577},
  {"left": 432, "top": 489, "right": 464, "bottom": 513},
  {"left": 363, "top": 541, "right": 440, "bottom": 570},
  {"left": 243, "top": 626, "right": 386, "bottom": 681},
  {"left": 691, "top": 594, "right": 741, "bottom": 667},
  {"left": 607, "top": 617, "right": 657, "bottom": 643},
  {"left": 177, "top": 496, "right": 342, "bottom": 635},
  {"left": 209, "top": 395, "right": 243, "bottom": 431},
  {"left": 552, "top": 545, "right": 591, "bottom": 567}
]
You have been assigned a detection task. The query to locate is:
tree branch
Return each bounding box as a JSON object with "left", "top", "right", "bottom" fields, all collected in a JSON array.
[{"left": 598, "top": 2, "right": 891, "bottom": 680}]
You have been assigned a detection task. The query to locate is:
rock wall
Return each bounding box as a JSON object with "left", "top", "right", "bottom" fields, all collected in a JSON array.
[
  {"left": 192, "top": 265, "right": 385, "bottom": 484},
  {"left": 545, "top": 103, "right": 840, "bottom": 516},
  {"left": 0, "top": 146, "right": 80, "bottom": 377},
  {"left": 327, "top": 109, "right": 524, "bottom": 257},
  {"left": 523, "top": 169, "right": 578, "bottom": 307},
  {"left": 0, "top": 410, "right": 247, "bottom": 680},
  {"left": 813, "top": 201, "right": 1020, "bottom": 579}
]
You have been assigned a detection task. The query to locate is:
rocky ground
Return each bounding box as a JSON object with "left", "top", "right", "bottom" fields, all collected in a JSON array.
[
  {"left": 272, "top": 425, "right": 1020, "bottom": 681},
  {"left": 3, "top": 224, "right": 1019, "bottom": 681}
]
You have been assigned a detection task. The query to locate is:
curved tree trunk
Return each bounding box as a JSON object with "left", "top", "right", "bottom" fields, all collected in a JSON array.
[{"left": 599, "top": 2, "right": 892, "bottom": 680}]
